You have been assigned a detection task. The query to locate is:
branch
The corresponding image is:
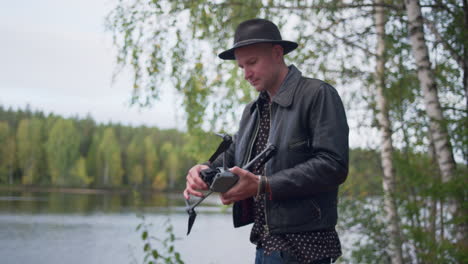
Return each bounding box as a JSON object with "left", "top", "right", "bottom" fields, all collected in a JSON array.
[
  {"left": 208, "top": 1, "right": 403, "bottom": 11},
  {"left": 430, "top": 0, "right": 458, "bottom": 16},
  {"left": 424, "top": 18, "right": 464, "bottom": 69},
  {"left": 442, "top": 106, "right": 468, "bottom": 114},
  {"left": 267, "top": 3, "right": 403, "bottom": 11},
  {"left": 315, "top": 9, "right": 374, "bottom": 32},
  {"left": 326, "top": 30, "right": 377, "bottom": 57}
]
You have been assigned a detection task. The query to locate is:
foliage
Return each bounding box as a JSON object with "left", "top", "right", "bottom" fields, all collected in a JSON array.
[
  {"left": 46, "top": 118, "right": 82, "bottom": 186},
  {"left": 97, "top": 127, "right": 125, "bottom": 186},
  {"left": 136, "top": 215, "right": 184, "bottom": 264},
  {"left": 16, "top": 118, "right": 45, "bottom": 185},
  {"left": 340, "top": 148, "right": 383, "bottom": 197},
  {"left": 0, "top": 105, "right": 196, "bottom": 190},
  {"left": 0, "top": 121, "right": 15, "bottom": 184},
  {"left": 339, "top": 197, "right": 391, "bottom": 264},
  {"left": 339, "top": 150, "right": 467, "bottom": 264},
  {"left": 104, "top": 0, "right": 468, "bottom": 263},
  {"left": 394, "top": 150, "right": 467, "bottom": 263}
]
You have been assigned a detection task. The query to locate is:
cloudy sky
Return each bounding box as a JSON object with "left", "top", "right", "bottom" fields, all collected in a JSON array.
[
  {"left": 0, "top": 0, "right": 181, "bottom": 129},
  {"left": 0, "top": 0, "right": 374, "bottom": 150}
]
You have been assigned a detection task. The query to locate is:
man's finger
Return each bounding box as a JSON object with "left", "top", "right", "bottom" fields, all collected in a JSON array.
[
  {"left": 230, "top": 166, "right": 250, "bottom": 178},
  {"left": 188, "top": 169, "right": 208, "bottom": 189},
  {"left": 185, "top": 182, "right": 204, "bottom": 198},
  {"left": 220, "top": 195, "right": 232, "bottom": 205}
]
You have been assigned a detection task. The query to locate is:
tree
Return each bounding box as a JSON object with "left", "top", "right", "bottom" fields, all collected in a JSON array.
[
  {"left": 405, "top": 0, "right": 466, "bottom": 244},
  {"left": 46, "top": 118, "right": 82, "bottom": 186},
  {"left": 97, "top": 127, "right": 124, "bottom": 187},
  {"left": 69, "top": 157, "right": 93, "bottom": 187},
  {"left": 374, "top": 1, "right": 403, "bottom": 263},
  {"left": 0, "top": 121, "right": 15, "bottom": 184},
  {"left": 144, "top": 135, "right": 159, "bottom": 186},
  {"left": 126, "top": 133, "right": 145, "bottom": 186},
  {"left": 16, "top": 118, "right": 44, "bottom": 185},
  {"left": 76, "top": 114, "right": 96, "bottom": 157},
  {"left": 86, "top": 131, "right": 101, "bottom": 186}
]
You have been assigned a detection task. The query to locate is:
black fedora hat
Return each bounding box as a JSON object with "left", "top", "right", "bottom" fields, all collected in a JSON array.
[{"left": 218, "top": 18, "right": 298, "bottom": 60}]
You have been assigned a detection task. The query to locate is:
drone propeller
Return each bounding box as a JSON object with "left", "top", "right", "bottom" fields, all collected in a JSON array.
[{"left": 185, "top": 191, "right": 212, "bottom": 235}]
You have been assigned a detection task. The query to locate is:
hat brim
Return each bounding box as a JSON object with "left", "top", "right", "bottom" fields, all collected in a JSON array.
[{"left": 218, "top": 39, "right": 298, "bottom": 60}]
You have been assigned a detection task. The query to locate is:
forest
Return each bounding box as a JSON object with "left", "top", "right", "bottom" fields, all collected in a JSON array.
[
  {"left": 0, "top": 105, "right": 196, "bottom": 190},
  {"left": 0, "top": 104, "right": 383, "bottom": 196}
]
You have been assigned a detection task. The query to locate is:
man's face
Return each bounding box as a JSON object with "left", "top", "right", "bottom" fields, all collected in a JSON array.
[{"left": 234, "top": 43, "right": 283, "bottom": 92}]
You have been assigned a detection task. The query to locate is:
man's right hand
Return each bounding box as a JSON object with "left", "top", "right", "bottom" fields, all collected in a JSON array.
[{"left": 183, "top": 164, "right": 210, "bottom": 199}]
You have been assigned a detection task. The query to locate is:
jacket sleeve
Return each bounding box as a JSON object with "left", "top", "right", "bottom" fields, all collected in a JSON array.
[{"left": 268, "top": 83, "right": 349, "bottom": 200}]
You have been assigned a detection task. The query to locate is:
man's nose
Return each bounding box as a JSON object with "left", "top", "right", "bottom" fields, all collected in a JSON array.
[{"left": 244, "top": 68, "right": 252, "bottom": 80}]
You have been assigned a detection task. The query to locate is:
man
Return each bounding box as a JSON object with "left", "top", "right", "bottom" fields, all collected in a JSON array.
[{"left": 184, "top": 18, "right": 349, "bottom": 264}]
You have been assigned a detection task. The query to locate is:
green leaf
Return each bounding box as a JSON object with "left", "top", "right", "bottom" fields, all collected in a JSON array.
[
  {"left": 175, "top": 252, "right": 184, "bottom": 264},
  {"left": 152, "top": 250, "right": 159, "bottom": 259},
  {"left": 142, "top": 231, "right": 148, "bottom": 240},
  {"left": 136, "top": 223, "right": 142, "bottom": 231},
  {"left": 144, "top": 243, "right": 150, "bottom": 252}
]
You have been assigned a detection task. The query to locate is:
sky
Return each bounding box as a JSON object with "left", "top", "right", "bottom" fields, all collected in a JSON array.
[
  {"left": 0, "top": 0, "right": 182, "bottom": 129},
  {"left": 0, "top": 0, "right": 373, "bottom": 150}
]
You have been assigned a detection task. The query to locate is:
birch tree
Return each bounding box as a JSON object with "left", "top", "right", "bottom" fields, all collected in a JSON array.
[
  {"left": 16, "top": 118, "right": 44, "bottom": 185},
  {"left": 405, "top": 0, "right": 466, "bottom": 243},
  {"left": 374, "top": 2, "right": 404, "bottom": 263},
  {"left": 46, "top": 118, "right": 81, "bottom": 186},
  {"left": 97, "top": 127, "right": 124, "bottom": 187}
]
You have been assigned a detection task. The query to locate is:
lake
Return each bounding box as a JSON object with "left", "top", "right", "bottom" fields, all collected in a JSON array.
[{"left": 0, "top": 189, "right": 354, "bottom": 264}]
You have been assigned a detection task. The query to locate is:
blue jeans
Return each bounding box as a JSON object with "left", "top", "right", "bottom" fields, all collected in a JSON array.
[{"left": 255, "top": 248, "right": 333, "bottom": 264}]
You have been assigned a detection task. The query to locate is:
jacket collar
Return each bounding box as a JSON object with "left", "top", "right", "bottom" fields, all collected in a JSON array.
[{"left": 250, "top": 65, "right": 302, "bottom": 113}]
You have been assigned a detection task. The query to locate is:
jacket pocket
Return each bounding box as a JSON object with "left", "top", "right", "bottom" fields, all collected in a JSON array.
[
  {"left": 288, "top": 137, "right": 312, "bottom": 153},
  {"left": 271, "top": 198, "right": 321, "bottom": 228}
]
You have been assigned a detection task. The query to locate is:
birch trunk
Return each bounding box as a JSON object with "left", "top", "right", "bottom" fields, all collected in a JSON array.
[
  {"left": 405, "top": 0, "right": 455, "bottom": 186},
  {"left": 405, "top": 0, "right": 466, "bottom": 243},
  {"left": 374, "top": 2, "right": 404, "bottom": 263},
  {"left": 464, "top": 0, "right": 468, "bottom": 164}
]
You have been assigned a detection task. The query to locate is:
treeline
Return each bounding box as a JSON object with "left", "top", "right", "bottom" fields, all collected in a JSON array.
[
  {"left": 0, "top": 105, "right": 387, "bottom": 195},
  {"left": 0, "top": 105, "right": 196, "bottom": 190}
]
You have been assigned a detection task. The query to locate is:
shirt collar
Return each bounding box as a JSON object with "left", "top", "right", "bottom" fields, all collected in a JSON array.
[
  {"left": 271, "top": 64, "right": 302, "bottom": 107},
  {"left": 250, "top": 65, "right": 302, "bottom": 113}
]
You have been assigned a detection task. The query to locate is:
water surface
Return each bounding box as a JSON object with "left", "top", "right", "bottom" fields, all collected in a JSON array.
[{"left": 0, "top": 190, "right": 254, "bottom": 264}]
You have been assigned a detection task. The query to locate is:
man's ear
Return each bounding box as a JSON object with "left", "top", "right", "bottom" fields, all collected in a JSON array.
[{"left": 272, "top": 44, "right": 285, "bottom": 61}]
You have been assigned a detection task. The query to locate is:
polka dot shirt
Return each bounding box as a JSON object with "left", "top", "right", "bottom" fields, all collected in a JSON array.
[{"left": 249, "top": 92, "right": 342, "bottom": 264}]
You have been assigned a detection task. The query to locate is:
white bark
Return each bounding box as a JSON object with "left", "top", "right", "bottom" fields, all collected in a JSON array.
[
  {"left": 405, "top": 0, "right": 455, "bottom": 184},
  {"left": 374, "top": 2, "right": 404, "bottom": 263},
  {"left": 464, "top": 0, "right": 468, "bottom": 120},
  {"left": 405, "top": 0, "right": 467, "bottom": 243}
]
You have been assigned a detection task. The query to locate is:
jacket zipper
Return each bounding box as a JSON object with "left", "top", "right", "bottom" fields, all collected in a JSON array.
[
  {"left": 264, "top": 103, "right": 273, "bottom": 236},
  {"left": 243, "top": 109, "right": 260, "bottom": 168}
]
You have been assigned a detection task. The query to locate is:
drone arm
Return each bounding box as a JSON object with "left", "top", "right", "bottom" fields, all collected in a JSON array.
[{"left": 209, "top": 134, "right": 236, "bottom": 169}]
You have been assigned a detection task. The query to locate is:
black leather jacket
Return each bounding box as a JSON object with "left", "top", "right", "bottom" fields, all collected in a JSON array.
[{"left": 212, "top": 65, "right": 349, "bottom": 235}]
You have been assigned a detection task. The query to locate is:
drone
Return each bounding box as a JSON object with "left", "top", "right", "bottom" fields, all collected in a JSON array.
[{"left": 184, "top": 133, "right": 277, "bottom": 235}]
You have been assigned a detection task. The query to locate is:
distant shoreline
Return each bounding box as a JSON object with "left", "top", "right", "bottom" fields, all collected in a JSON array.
[{"left": 0, "top": 185, "right": 158, "bottom": 195}]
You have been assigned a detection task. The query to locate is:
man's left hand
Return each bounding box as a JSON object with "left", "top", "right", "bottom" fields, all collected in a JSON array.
[{"left": 220, "top": 166, "right": 259, "bottom": 205}]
